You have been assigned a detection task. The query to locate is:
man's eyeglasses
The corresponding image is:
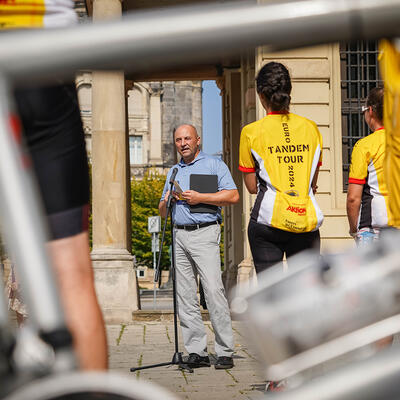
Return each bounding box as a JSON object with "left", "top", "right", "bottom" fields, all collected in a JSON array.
[{"left": 361, "top": 105, "right": 369, "bottom": 114}]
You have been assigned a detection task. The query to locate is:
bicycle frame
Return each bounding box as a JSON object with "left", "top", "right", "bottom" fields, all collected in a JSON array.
[{"left": 0, "top": 0, "right": 400, "bottom": 85}]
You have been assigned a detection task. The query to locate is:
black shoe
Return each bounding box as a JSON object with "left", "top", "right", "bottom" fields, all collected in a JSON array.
[
  {"left": 186, "top": 353, "right": 211, "bottom": 368},
  {"left": 214, "top": 356, "right": 234, "bottom": 369}
]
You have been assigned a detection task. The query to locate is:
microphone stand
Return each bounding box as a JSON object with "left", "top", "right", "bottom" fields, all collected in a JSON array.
[{"left": 130, "top": 173, "right": 193, "bottom": 373}]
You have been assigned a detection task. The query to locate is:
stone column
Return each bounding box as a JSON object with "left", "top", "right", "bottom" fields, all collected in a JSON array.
[{"left": 91, "top": 0, "right": 139, "bottom": 323}]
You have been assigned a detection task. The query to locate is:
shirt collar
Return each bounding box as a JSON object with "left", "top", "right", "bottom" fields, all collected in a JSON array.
[
  {"left": 267, "top": 111, "right": 289, "bottom": 115},
  {"left": 178, "top": 150, "right": 205, "bottom": 167}
]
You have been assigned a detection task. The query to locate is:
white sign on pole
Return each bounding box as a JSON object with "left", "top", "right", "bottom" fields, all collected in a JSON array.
[
  {"left": 148, "top": 216, "right": 161, "bottom": 233},
  {"left": 151, "top": 233, "right": 160, "bottom": 253}
]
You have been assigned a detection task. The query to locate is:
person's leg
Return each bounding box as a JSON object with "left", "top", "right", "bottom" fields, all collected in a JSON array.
[
  {"left": 15, "top": 84, "right": 107, "bottom": 370},
  {"left": 48, "top": 232, "right": 107, "bottom": 370},
  {"left": 247, "top": 219, "right": 285, "bottom": 274},
  {"left": 189, "top": 224, "right": 234, "bottom": 358},
  {"left": 174, "top": 229, "right": 208, "bottom": 357}
]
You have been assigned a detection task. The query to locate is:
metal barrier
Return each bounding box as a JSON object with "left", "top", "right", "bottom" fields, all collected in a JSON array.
[{"left": 1, "top": 0, "right": 400, "bottom": 398}]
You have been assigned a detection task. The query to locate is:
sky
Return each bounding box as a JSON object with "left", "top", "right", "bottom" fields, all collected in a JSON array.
[{"left": 202, "top": 80, "right": 222, "bottom": 155}]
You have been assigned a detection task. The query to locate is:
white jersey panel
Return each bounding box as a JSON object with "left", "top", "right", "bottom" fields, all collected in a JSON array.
[
  {"left": 368, "top": 162, "right": 388, "bottom": 227},
  {"left": 43, "top": 0, "right": 77, "bottom": 28},
  {"left": 308, "top": 143, "right": 324, "bottom": 230}
]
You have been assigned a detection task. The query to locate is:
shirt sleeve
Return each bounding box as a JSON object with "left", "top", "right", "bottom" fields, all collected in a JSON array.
[
  {"left": 217, "top": 160, "right": 237, "bottom": 191},
  {"left": 349, "top": 139, "right": 367, "bottom": 184},
  {"left": 239, "top": 126, "right": 255, "bottom": 172}
]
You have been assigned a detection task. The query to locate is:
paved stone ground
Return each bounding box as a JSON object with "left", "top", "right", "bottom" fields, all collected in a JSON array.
[{"left": 106, "top": 321, "right": 267, "bottom": 400}]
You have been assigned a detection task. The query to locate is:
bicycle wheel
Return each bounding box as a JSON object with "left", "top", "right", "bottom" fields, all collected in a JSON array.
[{"left": 3, "top": 371, "right": 178, "bottom": 400}]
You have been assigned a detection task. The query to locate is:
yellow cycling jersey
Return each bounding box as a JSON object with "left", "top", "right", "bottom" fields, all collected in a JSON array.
[
  {"left": 0, "top": 0, "right": 76, "bottom": 29},
  {"left": 349, "top": 128, "right": 389, "bottom": 229},
  {"left": 380, "top": 40, "right": 400, "bottom": 228},
  {"left": 239, "top": 112, "right": 323, "bottom": 233}
]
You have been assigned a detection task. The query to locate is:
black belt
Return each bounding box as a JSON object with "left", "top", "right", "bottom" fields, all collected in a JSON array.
[{"left": 174, "top": 221, "right": 219, "bottom": 231}]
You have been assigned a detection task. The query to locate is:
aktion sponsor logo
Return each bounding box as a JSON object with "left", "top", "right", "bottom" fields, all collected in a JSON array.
[{"left": 286, "top": 205, "right": 306, "bottom": 216}]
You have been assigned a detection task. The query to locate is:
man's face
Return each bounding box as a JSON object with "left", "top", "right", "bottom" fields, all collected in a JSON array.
[{"left": 174, "top": 126, "right": 200, "bottom": 162}]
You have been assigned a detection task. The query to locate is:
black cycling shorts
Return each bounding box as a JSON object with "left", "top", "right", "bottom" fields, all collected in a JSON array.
[
  {"left": 248, "top": 218, "right": 320, "bottom": 274},
  {"left": 14, "top": 83, "right": 90, "bottom": 240}
]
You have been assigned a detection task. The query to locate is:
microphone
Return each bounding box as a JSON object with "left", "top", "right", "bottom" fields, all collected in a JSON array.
[
  {"left": 166, "top": 167, "right": 179, "bottom": 211},
  {"left": 169, "top": 167, "right": 178, "bottom": 184}
]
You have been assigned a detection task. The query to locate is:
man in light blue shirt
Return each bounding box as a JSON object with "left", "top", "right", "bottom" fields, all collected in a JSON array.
[{"left": 159, "top": 124, "right": 239, "bottom": 370}]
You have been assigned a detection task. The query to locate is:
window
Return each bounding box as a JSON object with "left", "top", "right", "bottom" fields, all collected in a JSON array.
[
  {"left": 341, "top": 41, "right": 382, "bottom": 190},
  {"left": 129, "top": 136, "right": 143, "bottom": 164},
  {"left": 136, "top": 269, "right": 145, "bottom": 278}
]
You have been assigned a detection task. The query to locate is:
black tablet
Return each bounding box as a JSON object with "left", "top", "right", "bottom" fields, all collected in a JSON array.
[{"left": 189, "top": 174, "right": 218, "bottom": 214}]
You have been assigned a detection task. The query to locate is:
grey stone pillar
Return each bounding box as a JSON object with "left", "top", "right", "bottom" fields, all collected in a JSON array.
[
  {"left": 91, "top": 0, "right": 139, "bottom": 323},
  {"left": 192, "top": 81, "right": 203, "bottom": 139}
]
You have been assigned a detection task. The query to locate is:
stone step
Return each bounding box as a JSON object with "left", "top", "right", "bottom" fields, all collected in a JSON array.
[
  {"left": 140, "top": 289, "right": 173, "bottom": 298},
  {"left": 132, "top": 309, "right": 210, "bottom": 322}
]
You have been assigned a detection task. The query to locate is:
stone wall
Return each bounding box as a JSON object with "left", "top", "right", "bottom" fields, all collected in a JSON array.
[{"left": 161, "top": 81, "right": 203, "bottom": 168}]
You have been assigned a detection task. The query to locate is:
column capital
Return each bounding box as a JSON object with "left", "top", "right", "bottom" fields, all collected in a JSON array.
[
  {"left": 92, "top": 0, "right": 123, "bottom": 21},
  {"left": 93, "top": 0, "right": 123, "bottom": 4}
]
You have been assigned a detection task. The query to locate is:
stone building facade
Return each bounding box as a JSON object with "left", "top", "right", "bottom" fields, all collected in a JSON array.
[
  {"left": 74, "top": 0, "right": 203, "bottom": 177},
  {"left": 76, "top": 76, "right": 202, "bottom": 178}
]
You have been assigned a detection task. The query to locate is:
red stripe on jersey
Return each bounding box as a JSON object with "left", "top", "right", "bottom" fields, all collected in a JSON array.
[
  {"left": 239, "top": 165, "right": 256, "bottom": 172},
  {"left": 267, "top": 111, "right": 289, "bottom": 115},
  {"left": 349, "top": 177, "right": 366, "bottom": 185}
]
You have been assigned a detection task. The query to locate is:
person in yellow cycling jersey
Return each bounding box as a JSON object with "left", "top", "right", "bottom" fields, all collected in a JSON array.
[
  {"left": 347, "top": 87, "right": 389, "bottom": 245},
  {"left": 380, "top": 40, "right": 400, "bottom": 229},
  {"left": 1, "top": 0, "right": 108, "bottom": 370},
  {"left": 0, "top": 0, "right": 77, "bottom": 29},
  {"left": 239, "top": 61, "right": 323, "bottom": 275}
]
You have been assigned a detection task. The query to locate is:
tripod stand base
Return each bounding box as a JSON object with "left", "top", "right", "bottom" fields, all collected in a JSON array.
[{"left": 130, "top": 352, "right": 193, "bottom": 373}]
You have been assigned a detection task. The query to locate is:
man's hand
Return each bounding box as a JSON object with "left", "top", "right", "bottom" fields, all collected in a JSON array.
[
  {"left": 159, "top": 190, "right": 179, "bottom": 217},
  {"left": 164, "top": 190, "right": 179, "bottom": 204},
  {"left": 181, "top": 190, "right": 202, "bottom": 205}
]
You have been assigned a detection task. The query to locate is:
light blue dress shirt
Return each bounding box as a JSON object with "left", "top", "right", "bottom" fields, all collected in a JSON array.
[{"left": 160, "top": 151, "right": 237, "bottom": 225}]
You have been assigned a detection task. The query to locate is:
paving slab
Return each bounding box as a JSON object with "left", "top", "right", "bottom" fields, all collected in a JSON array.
[{"left": 107, "top": 321, "right": 267, "bottom": 400}]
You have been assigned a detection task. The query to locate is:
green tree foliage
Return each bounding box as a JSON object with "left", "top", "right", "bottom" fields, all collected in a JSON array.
[{"left": 131, "top": 170, "right": 171, "bottom": 269}]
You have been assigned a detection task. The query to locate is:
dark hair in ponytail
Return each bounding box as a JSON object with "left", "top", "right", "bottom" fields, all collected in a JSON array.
[
  {"left": 366, "top": 87, "right": 384, "bottom": 122},
  {"left": 256, "top": 62, "right": 292, "bottom": 112}
]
